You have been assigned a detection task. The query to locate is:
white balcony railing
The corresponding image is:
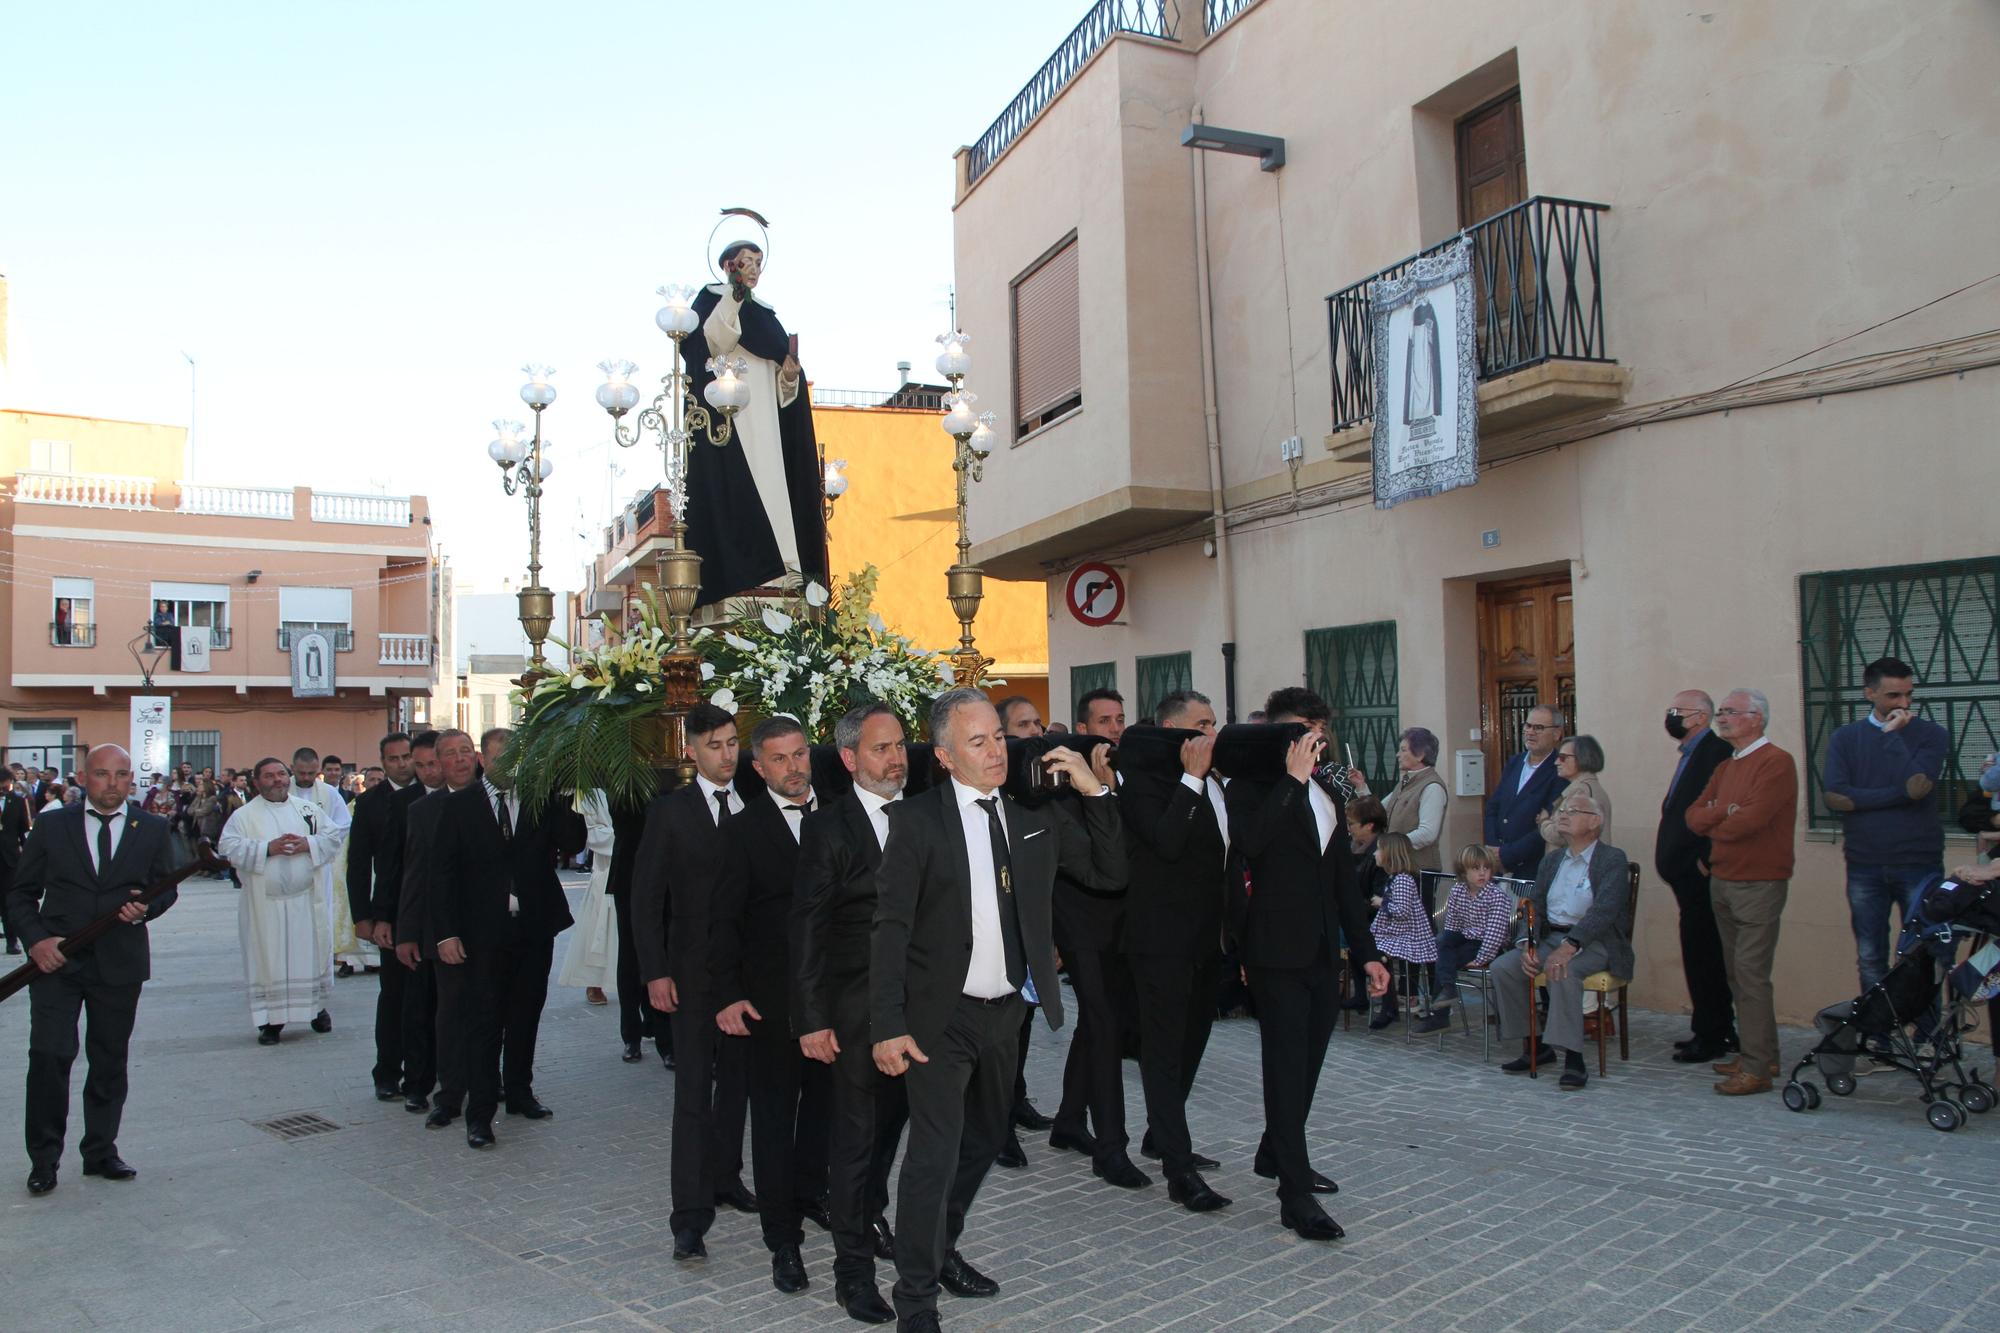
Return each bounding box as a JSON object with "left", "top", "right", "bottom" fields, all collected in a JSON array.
[
  {"left": 15, "top": 471, "right": 156, "bottom": 510},
  {"left": 178, "top": 482, "right": 296, "bottom": 519},
  {"left": 379, "top": 632, "right": 431, "bottom": 667},
  {"left": 313, "top": 491, "right": 411, "bottom": 526}
]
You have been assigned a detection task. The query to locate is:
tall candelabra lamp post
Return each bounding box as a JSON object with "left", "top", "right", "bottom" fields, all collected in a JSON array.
[
  {"left": 487, "top": 365, "right": 559, "bottom": 679},
  {"left": 935, "top": 331, "right": 997, "bottom": 687},
  {"left": 596, "top": 286, "right": 749, "bottom": 769}
]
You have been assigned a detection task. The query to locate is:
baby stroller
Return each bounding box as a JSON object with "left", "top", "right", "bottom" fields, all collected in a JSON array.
[{"left": 1783, "top": 873, "right": 2000, "bottom": 1131}]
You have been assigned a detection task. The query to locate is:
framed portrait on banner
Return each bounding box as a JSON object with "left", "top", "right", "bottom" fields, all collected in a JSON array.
[{"left": 1370, "top": 236, "right": 1478, "bottom": 508}]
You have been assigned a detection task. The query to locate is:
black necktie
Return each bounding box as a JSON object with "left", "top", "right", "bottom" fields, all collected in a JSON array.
[
  {"left": 90, "top": 809, "right": 115, "bottom": 871},
  {"left": 495, "top": 792, "right": 513, "bottom": 842},
  {"left": 786, "top": 798, "right": 815, "bottom": 818},
  {"left": 973, "top": 796, "right": 1027, "bottom": 990},
  {"left": 715, "top": 789, "right": 732, "bottom": 824}
]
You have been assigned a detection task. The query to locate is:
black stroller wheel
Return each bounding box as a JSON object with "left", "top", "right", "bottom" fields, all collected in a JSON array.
[
  {"left": 1962, "top": 1083, "right": 1995, "bottom": 1114},
  {"left": 1927, "top": 1100, "right": 1965, "bottom": 1132},
  {"left": 1801, "top": 1081, "right": 1822, "bottom": 1109},
  {"left": 1783, "top": 1083, "right": 1809, "bottom": 1112},
  {"left": 1827, "top": 1073, "right": 1857, "bottom": 1096}
]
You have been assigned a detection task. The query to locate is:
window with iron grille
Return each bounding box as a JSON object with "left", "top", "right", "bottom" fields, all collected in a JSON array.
[
  {"left": 1070, "top": 661, "right": 1117, "bottom": 720},
  {"left": 1799, "top": 557, "right": 1999, "bottom": 833},
  {"left": 1136, "top": 652, "right": 1193, "bottom": 725},
  {"left": 1305, "top": 621, "right": 1400, "bottom": 796},
  {"left": 171, "top": 730, "right": 221, "bottom": 775},
  {"left": 1011, "top": 234, "right": 1082, "bottom": 436}
]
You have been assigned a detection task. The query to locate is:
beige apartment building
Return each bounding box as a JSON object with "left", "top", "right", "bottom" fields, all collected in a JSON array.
[
  {"left": 950, "top": 0, "right": 1998, "bottom": 1022},
  {"left": 0, "top": 426, "right": 438, "bottom": 775}
]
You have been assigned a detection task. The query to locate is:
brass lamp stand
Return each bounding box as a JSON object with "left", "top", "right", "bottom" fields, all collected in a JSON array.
[
  {"left": 935, "top": 332, "right": 997, "bottom": 687},
  {"left": 487, "top": 366, "right": 560, "bottom": 681}
]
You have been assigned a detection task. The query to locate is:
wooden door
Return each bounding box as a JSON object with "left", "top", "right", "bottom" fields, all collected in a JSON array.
[
  {"left": 1456, "top": 90, "right": 1534, "bottom": 368},
  {"left": 1476, "top": 573, "right": 1574, "bottom": 794},
  {"left": 1456, "top": 91, "right": 1527, "bottom": 226}
]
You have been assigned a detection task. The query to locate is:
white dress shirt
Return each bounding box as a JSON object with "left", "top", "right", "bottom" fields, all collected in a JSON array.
[
  {"left": 772, "top": 787, "right": 817, "bottom": 844},
  {"left": 83, "top": 803, "right": 129, "bottom": 872},
  {"left": 483, "top": 778, "right": 521, "bottom": 914},
  {"left": 1179, "top": 771, "right": 1232, "bottom": 858},
  {"left": 1517, "top": 753, "right": 1550, "bottom": 793},
  {"left": 951, "top": 777, "right": 1015, "bottom": 999},
  {"left": 856, "top": 786, "right": 899, "bottom": 850},
  {"left": 1546, "top": 839, "right": 1599, "bottom": 927},
  {"left": 1306, "top": 778, "right": 1337, "bottom": 851},
  {"left": 1732, "top": 735, "right": 1771, "bottom": 761},
  {"left": 695, "top": 773, "right": 741, "bottom": 825}
]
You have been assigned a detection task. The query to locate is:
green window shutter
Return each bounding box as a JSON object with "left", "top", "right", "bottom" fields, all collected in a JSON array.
[
  {"left": 1135, "top": 652, "right": 1194, "bottom": 723},
  {"left": 1071, "top": 661, "right": 1118, "bottom": 714},
  {"left": 1799, "top": 557, "right": 1999, "bottom": 833},
  {"left": 1304, "top": 621, "right": 1400, "bottom": 796}
]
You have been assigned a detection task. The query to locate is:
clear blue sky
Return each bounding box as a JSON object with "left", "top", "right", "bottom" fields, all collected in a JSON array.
[{"left": 0, "top": 0, "right": 1094, "bottom": 590}]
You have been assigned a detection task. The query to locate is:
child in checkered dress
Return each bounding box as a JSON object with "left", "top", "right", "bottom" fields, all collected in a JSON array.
[{"left": 1413, "top": 844, "right": 1517, "bottom": 1034}]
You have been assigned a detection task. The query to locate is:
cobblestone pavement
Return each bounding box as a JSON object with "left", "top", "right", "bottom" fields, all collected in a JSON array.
[{"left": 4, "top": 875, "right": 1999, "bottom": 1332}]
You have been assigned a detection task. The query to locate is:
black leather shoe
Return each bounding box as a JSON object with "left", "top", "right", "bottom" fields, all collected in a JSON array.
[
  {"left": 1048, "top": 1126, "right": 1096, "bottom": 1156},
  {"left": 899, "top": 1311, "right": 941, "bottom": 1333},
  {"left": 257, "top": 1025, "right": 282, "bottom": 1045},
  {"left": 1093, "top": 1154, "right": 1152, "bottom": 1189},
  {"left": 1139, "top": 1133, "right": 1217, "bottom": 1170},
  {"left": 1559, "top": 1055, "right": 1589, "bottom": 1091},
  {"left": 1281, "top": 1204, "right": 1346, "bottom": 1241},
  {"left": 27, "top": 1163, "right": 57, "bottom": 1196},
  {"left": 869, "top": 1214, "right": 895, "bottom": 1260},
  {"left": 505, "top": 1097, "right": 553, "bottom": 1120},
  {"left": 994, "top": 1131, "right": 1027, "bottom": 1169},
  {"left": 769, "top": 1244, "right": 808, "bottom": 1293},
  {"left": 797, "top": 1194, "right": 832, "bottom": 1230},
  {"left": 82, "top": 1155, "right": 137, "bottom": 1181},
  {"left": 374, "top": 1083, "right": 401, "bottom": 1102},
  {"left": 5, "top": 940, "right": 20, "bottom": 954},
  {"left": 938, "top": 1249, "right": 999, "bottom": 1298},
  {"left": 465, "top": 1119, "right": 495, "bottom": 1149},
  {"left": 1499, "top": 1045, "right": 1556, "bottom": 1074},
  {"left": 425, "top": 1104, "right": 459, "bottom": 1129},
  {"left": 1672, "top": 1039, "right": 1735, "bottom": 1063},
  {"left": 1012, "top": 1099, "right": 1054, "bottom": 1130},
  {"left": 310, "top": 1009, "right": 333, "bottom": 1034},
  {"left": 659, "top": 1044, "right": 676, "bottom": 1071},
  {"left": 1252, "top": 1155, "right": 1337, "bottom": 1193},
  {"left": 836, "top": 1279, "right": 895, "bottom": 1324},
  {"left": 716, "top": 1177, "right": 758, "bottom": 1213},
  {"left": 405, "top": 1092, "right": 430, "bottom": 1114},
  {"left": 672, "top": 1228, "right": 706, "bottom": 1261},
  {"left": 622, "top": 1040, "right": 643, "bottom": 1063},
  {"left": 1168, "top": 1171, "right": 1231, "bottom": 1213}
]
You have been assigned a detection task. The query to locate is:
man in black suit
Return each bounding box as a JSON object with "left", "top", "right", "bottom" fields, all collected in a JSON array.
[
  {"left": 396, "top": 731, "right": 465, "bottom": 1122},
  {"left": 346, "top": 731, "right": 426, "bottom": 1103},
  {"left": 712, "top": 716, "right": 833, "bottom": 1295},
  {"left": 1226, "top": 692, "right": 1388, "bottom": 1242},
  {"left": 1656, "top": 689, "right": 1738, "bottom": 1062},
  {"left": 794, "top": 702, "right": 910, "bottom": 1323},
  {"left": 1483, "top": 705, "right": 1568, "bottom": 877},
  {"left": 7, "top": 743, "right": 178, "bottom": 1196},
  {"left": 0, "top": 769, "right": 31, "bottom": 954},
  {"left": 607, "top": 786, "right": 671, "bottom": 1069},
  {"left": 425, "top": 727, "right": 584, "bottom": 1147},
  {"left": 1119, "top": 693, "right": 1230, "bottom": 1213},
  {"left": 633, "top": 702, "right": 756, "bottom": 1260},
  {"left": 872, "top": 689, "right": 1126, "bottom": 1333}
]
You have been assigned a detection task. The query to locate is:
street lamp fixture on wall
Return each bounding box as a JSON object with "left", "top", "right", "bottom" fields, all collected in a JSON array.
[{"left": 1180, "top": 122, "right": 1286, "bottom": 171}]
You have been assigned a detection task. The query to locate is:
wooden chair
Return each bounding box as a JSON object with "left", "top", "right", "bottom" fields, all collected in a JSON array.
[{"left": 1528, "top": 863, "right": 1641, "bottom": 1076}]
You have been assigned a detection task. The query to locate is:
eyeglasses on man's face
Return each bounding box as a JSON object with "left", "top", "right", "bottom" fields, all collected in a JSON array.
[
  {"left": 1523, "top": 722, "right": 1559, "bottom": 733},
  {"left": 1714, "top": 708, "right": 1756, "bottom": 718}
]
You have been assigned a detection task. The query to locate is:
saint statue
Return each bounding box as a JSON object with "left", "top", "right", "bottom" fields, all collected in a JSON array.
[
  {"left": 681, "top": 239, "right": 829, "bottom": 607},
  {"left": 1402, "top": 297, "right": 1441, "bottom": 426}
]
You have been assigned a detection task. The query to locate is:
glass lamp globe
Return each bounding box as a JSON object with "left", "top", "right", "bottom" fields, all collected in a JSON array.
[
  {"left": 941, "top": 389, "right": 977, "bottom": 437},
  {"left": 935, "top": 330, "right": 972, "bottom": 379},
  {"left": 536, "top": 456, "right": 555, "bottom": 481},
  {"left": 596, "top": 359, "right": 641, "bottom": 415},
  {"left": 823, "top": 461, "right": 849, "bottom": 497},
  {"left": 968, "top": 412, "right": 997, "bottom": 457},
  {"left": 520, "top": 364, "right": 558, "bottom": 408},
  {"left": 655, "top": 284, "right": 700, "bottom": 337}
]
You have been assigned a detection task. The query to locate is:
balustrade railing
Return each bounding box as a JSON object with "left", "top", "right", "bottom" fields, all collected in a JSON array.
[
  {"left": 15, "top": 471, "right": 155, "bottom": 510},
  {"left": 1324, "top": 196, "right": 1612, "bottom": 433},
  {"left": 311, "top": 491, "right": 412, "bottom": 526},
  {"left": 178, "top": 482, "right": 295, "bottom": 519},
  {"left": 378, "top": 632, "right": 431, "bottom": 667}
]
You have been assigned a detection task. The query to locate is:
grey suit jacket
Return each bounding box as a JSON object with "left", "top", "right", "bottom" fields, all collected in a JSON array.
[{"left": 1525, "top": 840, "right": 1635, "bottom": 981}]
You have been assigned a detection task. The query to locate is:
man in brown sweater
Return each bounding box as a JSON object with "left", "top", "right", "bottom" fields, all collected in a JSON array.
[{"left": 1685, "top": 688, "right": 1798, "bottom": 1096}]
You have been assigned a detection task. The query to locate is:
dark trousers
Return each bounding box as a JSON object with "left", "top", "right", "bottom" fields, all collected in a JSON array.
[
  {"left": 371, "top": 945, "right": 408, "bottom": 1091},
  {"left": 433, "top": 957, "right": 470, "bottom": 1113},
  {"left": 612, "top": 891, "right": 666, "bottom": 1055},
  {"left": 1248, "top": 951, "right": 1339, "bottom": 1211},
  {"left": 1430, "top": 929, "right": 1484, "bottom": 1000},
  {"left": 401, "top": 956, "right": 437, "bottom": 1097},
  {"left": 1666, "top": 866, "right": 1737, "bottom": 1044},
  {"left": 892, "top": 994, "right": 1022, "bottom": 1324},
  {"left": 1129, "top": 950, "right": 1218, "bottom": 1178},
  {"left": 463, "top": 926, "right": 555, "bottom": 1122},
  {"left": 745, "top": 1016, "right": 832, "bottom": 1252},
  {"left": 669, "top": 994, "right": 750, "bottom": 1236},
  {"left": 25, "top": 957, "right": 141, "bottom": 1168},
  {"left": 1052, "top": 945, "right": 1132, "bottom": 1164},
  {"left": 828, "top": 986, "right": 909, "bottom": 1284},
  {"left": 1011, "top": 1004, "right": 1036, "bottom": 1109}
]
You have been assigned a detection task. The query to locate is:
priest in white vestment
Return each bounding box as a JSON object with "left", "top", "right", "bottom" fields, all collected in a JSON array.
[
  {"left": 556, "top": 790, "right": 618, "bottom": 1003},
  {"left": 288, "top": 746, "right": 361, "bottom": 972},
  {"left": 220, "top": 757, "right": 344, "bottom": 1041}
]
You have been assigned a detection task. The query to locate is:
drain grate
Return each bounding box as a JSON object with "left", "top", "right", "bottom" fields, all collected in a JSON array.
[{"left": 251, "top": 1112, "right": 343, "bottom": 1141}]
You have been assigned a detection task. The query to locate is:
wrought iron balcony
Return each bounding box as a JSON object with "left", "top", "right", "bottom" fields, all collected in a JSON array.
[
  {"left": 965, "top": 0, "right": 1182, "bottom": 185},
  {"left": 1325, "top": 196, "right": 1612, "bottom": 433},
  {"left": 276, "top": 625, "right": 354, "bottom": 652},
  {"left": 50, "top": 621, "right": 95, "bottom": 647},
  {"left": 138, "top": 623, "right": 231, "bottom": 650}
]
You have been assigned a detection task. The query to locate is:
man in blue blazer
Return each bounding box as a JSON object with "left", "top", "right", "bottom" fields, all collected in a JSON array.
[{"left": 1483, "top": 706, "right": 1568, "bottom": 877}]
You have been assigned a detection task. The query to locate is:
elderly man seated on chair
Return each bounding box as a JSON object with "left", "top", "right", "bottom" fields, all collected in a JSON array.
[{"left": 1491, "top": 794, "right": 1634, "bottom": 1090}]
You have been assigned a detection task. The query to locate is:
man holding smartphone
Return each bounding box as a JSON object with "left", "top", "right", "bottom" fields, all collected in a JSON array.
[{"left": 1821, "top": 657, "right": 1951, "bottom": 997}]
